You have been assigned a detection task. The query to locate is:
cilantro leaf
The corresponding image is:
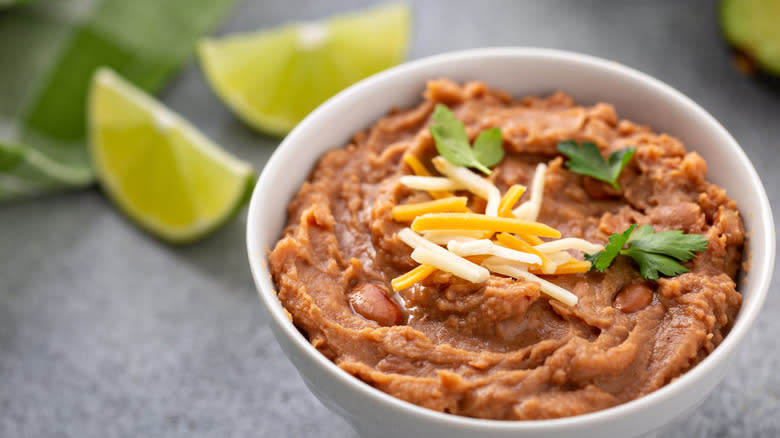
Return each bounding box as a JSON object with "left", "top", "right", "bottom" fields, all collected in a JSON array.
[
  {"left": 429, "top": 104, "right": 504, "bottom": 175},
  {"left": 584, "top": 223, "right": 709, "bottom": 280},
  {"left": 625, "top": 223, "right": 653, "bottom": 242},
  {"left": 472, "top": 127, "right": 504, "bottom": 168},
  {"left": 626, "top": 225, "right": 709, "bottom": 262},
  {"left": 619, "top": 249, "right": 689, "bottom": 280},
  {"left": 557, "top": 140, "right": 636, "bottom": 191},
  {"left": 585, "top": 224, "right": 636, "bottom": 271}
]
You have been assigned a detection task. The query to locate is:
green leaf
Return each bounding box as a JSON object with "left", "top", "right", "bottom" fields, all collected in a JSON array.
[
  {"left": 473, "top": 127, "right": 504, "bottom": 168},
  {"left": 619, "top": 249, "right": 689, "bottom": 280},
  {"left": 0, "top": 140, "right": 93, "bottom": 199},
  {"left": 0, "top": 143, "right": 24, "bottom": 171},
  {"left": 588, "top": 223, "right": 709, "bottom": 280},
  {"left": 429, "top": 104, "right": 503, "bottom": 175},
  {"left": 626, "top": 225, "right": 709, "bottom": 261},
  {"left": 0, "top": 0, "right": 239, "bottom": 201},
  {"left": 585, "top": 223, "right": 636, "bottom": 271},
  {"left": 625, "top": 223, "right": 653, "bottom": 243},
  {"left": 557, "top": 140, "right": 636, "bottom": 191}
]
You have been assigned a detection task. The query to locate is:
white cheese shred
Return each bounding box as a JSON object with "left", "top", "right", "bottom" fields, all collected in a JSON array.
[
  {"left": 393, "top": 157, "right": 603, "bottom": 307},
  {"left": 447, "top": 239, "right": 542, "bottom": 265},
  {"left": 422, "top": 230, "right": 485, "bottom": 245},
  {"left": 400, "top": 176, "right": 464, "bottom": 192},
  {"left": 446, "top": 239, "right": 493, "bottom": 256},
  {"left": 482, "top": 258, "right": 579, "bottom": 306},
  {"left": 534, "top": 238, "right": 604, "bottom": 255},
  {"left": 398, "top": 228, "right": 489, "bottom": 283},
  {"left": 488, "top": 245, "right": 542, "bottom": 265},
  {"left": 513, "top": 163, "right": 546, "bottom": 221},
  {"left": 546, "top": 251, "right": 573, "bottom": 265},
  {"left": 432, "top": 156, "right": 501, "bottom": 216},
  {"left": 411, "top": 248, "right": 489, "bottom": 283}
]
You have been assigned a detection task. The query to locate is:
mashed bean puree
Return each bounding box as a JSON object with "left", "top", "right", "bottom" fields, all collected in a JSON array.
[{"left": 269, "top": 80, "right": 743, "bottom": 420}]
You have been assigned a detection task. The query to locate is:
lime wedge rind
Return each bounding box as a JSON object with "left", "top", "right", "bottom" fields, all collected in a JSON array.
[
  {"left": 88, "top": 67, "right": 255, "bottom": 244},
  {"left": 198, "top": 2, "right": 411, "bottom": 136},
  {"left": 720, "top": 0, "right": 780, "bottom": 76}
]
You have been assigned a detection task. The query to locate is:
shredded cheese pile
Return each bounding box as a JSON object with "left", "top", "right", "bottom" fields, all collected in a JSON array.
[{"left": 390, "top": 154, "right": 605, "bottom": 307}]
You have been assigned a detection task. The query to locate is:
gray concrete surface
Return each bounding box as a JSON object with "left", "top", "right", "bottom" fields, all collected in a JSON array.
[{"left": 1, "top": 1, "right": 778, "bottom": 436}]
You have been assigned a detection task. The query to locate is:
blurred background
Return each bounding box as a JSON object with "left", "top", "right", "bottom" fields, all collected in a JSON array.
[{"left": 1, "top": 1, "right": 778, "bottom": 436}]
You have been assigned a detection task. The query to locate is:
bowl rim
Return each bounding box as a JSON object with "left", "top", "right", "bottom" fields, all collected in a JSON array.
[{"left": 246, "top": 47, "right": 775, "bottom": 430}]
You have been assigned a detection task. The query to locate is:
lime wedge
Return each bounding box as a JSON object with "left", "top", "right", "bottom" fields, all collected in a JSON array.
[
  {"left": 721, "top": 0, "right": 780, "bottom": 76},
  {"left": 87, "top": 68, "right": 255, "bottom": 244},
  {"left": 198, "top": 2, "right": 411, "bottom": 136}
]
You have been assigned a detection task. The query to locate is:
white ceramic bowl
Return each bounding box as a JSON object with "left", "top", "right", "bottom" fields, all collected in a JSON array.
[{"left": 246, "top": 48, "right": 774, "bottom": 438}]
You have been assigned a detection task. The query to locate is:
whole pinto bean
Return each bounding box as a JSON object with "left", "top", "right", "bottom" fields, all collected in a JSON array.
[
  {"left": 614, "top": 283, "right": 654, "bottom": 313},
  {"left": 348, "top": 283, "right": 404, "bottom": 326}
]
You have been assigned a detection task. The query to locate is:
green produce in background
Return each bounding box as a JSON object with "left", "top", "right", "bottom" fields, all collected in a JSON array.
[
  {"left": 721, "top": 0, "right": 780, "bottom": 78},
  {"left": 0, "top": 0, "right": 239, "bottom": 201},
  {"left": 88, "top": 68, "right": 255, "bottom": 244},
  {"left": 198, "top": 2, "right": 410, "bottom": 137}
]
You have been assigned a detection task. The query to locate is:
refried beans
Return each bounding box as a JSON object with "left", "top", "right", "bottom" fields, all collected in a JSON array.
[{"left": 269, "top": 79, "right": 744, "bottom": 420}]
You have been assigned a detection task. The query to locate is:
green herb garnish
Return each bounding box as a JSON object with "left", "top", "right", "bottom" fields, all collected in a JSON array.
[
  {"left": 585, "top": 224, "right": 709, "bottom": 280},
  {"left": 429, "top": 104, "right": 504, "bottom": 175},
  {"left": 585, "top": 224, "right": 637, "bottom": 270},
  {"left": 557, "top": 140, "right": 636, "bottom": 191}
]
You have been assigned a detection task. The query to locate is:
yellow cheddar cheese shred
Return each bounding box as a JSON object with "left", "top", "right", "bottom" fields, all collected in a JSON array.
[
  {"left": 390, "top": 153, "right": 608, "bottom": 306},
  {"left": 391, "top": 264, "right": 437, "bottom": 291},
  {"left": 530, "top": 259, "right": 592, "bottom": 275},
  {"left": 496, "top": 232, "right": 556, "bottom": 274},
  {"left": 402, "top": 154, "right": 452, "bottom": 199},
  {"left": 391, "top": 196, "right": 469, "bottom": 222},
  {"left": 402, "top": 153, "right": 430, "bottom": 176},
  {"left": 515, "top": 230, "right": 545, "bottom": 246},
  {"left": 398, "top": 228, "right": 489, "bottom": 283},
  {"left": 464, "top": 254, "right": 491, "bottom": 264},
  {"left": 422, "top": 229, "right": 490, "bottom": 244},
  {"left": 411, "top": 213, "right": 561, "bottom": 239},
  {"left": 497, "top": 184, "right": 527, "bottom": 218}
]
